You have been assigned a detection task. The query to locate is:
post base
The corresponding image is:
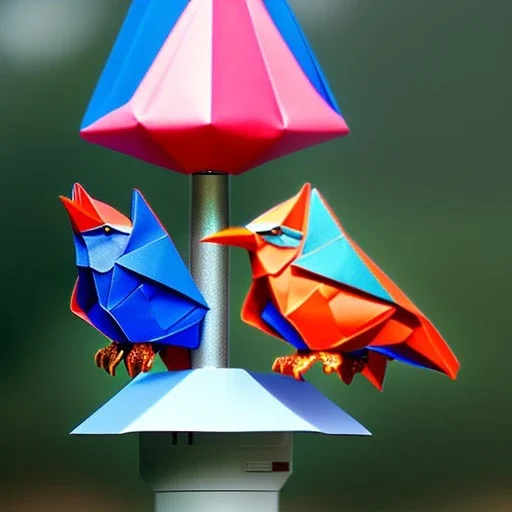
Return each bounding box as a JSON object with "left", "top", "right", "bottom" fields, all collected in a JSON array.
[
  {"left": 155, "top": 491, "right": 278, "bottom": 512},
  {"left": 140, "top": 432, "right": 291, "bottom": 511}
]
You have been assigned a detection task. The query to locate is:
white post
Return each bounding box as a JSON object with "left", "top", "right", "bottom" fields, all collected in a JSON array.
[{"left": 140, "top": 432, "right": 292, "bottom": 512}]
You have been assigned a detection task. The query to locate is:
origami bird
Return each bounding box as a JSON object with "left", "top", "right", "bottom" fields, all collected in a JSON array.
[
  {"left": 203, "top": 183, "right": 459, "bottom": 390},
  {"left": 60, "top": 183, "right": 208, "bottom": 377}
]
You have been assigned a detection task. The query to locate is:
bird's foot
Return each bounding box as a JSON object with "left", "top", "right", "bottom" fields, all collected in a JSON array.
[
  {"left": 95, "top": 342, "right": 125, "bottom": 377},
  {"left": 272, "top": 352, "right": 320, "bottom": 380},
  {"left": 317, "top": 351, "right": 366, "bottom": 385},
  {"left": 94, "top": 342, "right": 157, "bottom": 378},
  {"left": 272, "top": 351, "right": 367, "bottom": 384},
  {"left": 124, "top": 343, "right": 157, "bottom": 378}
]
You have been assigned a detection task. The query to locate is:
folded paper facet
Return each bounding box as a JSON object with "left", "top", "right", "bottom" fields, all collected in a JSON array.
[
  {"left": 203, "top": 184, "right": 460, "bottom": 390},
  {"left": 60, "top": 183, "right": 209, "bottom": 377},
  {"left": 80, "top": 0, "right": 349, "bottom": 174},
  {"left": 71, "top": 369, "right": 370, "bottom": 436}
]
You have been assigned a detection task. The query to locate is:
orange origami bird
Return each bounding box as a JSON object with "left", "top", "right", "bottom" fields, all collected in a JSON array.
[{"left": 202, "top": 183, "right": 459, "bottom": 390}]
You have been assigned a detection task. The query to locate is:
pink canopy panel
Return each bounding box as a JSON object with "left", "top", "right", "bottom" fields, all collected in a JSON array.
[{"left": 80, "top": 0, "right": 349, "bottom": 174}]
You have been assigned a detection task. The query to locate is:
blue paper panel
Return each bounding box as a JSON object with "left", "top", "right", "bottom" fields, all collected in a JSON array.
[
  {"left": 156, "top": 321, "right": 202, "bottom": 349},
  {"left": 125, "top": 190, "right": 168, "bottom": 253},
  {"left": 110, "top": 283, "right": 200, "bottom": 347},
  {"left": 73, "top": 233, "right": 89, "bottom": 267},
  {"left": 295, "top": 236, "right": 393, "bottom": 303},
  {"left": 263, "top": 0, "right": 341, "bottom": 114},
  {"left": 81, "top": 0, "right": 189, "bottom": 129},
  {"left": 301, "top": 188, "right": 342, "bottom": 256},
  {"left": 72, "top": 371, "right": 192, "bottom": 434},
  {"left": 119, "top": 191, "right": 208, "bottom": 308},
  {"left": 251, "top": 372, "right": 370, "bottom": 436},
  {"left": 111, "top": 285, "right": 171, "bottom": 341},
  {"left": 83, "top": 230, "right": 130, "bottom": 273},
  {"left": 261, "top": 301, "right": 309, "bottom": 350},
  {"left": 72, "top": 369, "right": 370, "bottom": 435},
  {"left": 93, "top": 271, "right": 114, "bottom": 309},
  {"left": 76, "top": 269, "right": 125, "bottom": 342},
  {"left": 161, "top": 305, "right": 206, "bottom": 336},
  {"left": 144, "top": 282, "right": 197, "bottom": 331},
  {"left": 107, "top": 265, "right": 141, "bottom": 309},
  {"left": 295, "top": 188, "right": 393, "bottom": 303}
]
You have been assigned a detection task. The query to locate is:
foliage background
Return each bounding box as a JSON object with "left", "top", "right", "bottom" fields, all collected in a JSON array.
[{"left": 0, "top": 0, "right": 510, "bottom": 510}]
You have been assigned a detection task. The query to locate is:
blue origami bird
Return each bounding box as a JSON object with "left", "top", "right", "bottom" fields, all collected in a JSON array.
[{"left": 60, "top": 183, "right": 208, "bottom": 377}]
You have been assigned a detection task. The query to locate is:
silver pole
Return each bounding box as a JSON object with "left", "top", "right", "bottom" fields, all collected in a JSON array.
[
  {"left": 189, "top": 172, "right": 230, "bottom": 368},
  {"left": 140, "top": 174, "right": 287, "bottom": 512}
]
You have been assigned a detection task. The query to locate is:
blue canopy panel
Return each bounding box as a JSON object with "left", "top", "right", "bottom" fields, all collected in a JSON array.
[
  {"left": 263, "top": 0, "right": 342, "bottom": 115},
  {"left": 81, "top": 0, "right": 189, "bottom": 129},
  {"left": 71, "top": 369, "right": 371, "bottom": 435}
]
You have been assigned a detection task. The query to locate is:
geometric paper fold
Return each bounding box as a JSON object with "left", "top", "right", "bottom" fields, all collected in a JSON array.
[
  {"left": 71, "top": 369, "right": 370, "bottom": 436},
  {"left": 61, "top": 184, "right": 208, "bottom": 376},
  {"left": 202, "top": 184, "right": 460, "bottom": 390},
  {"left": 80, "top": 0, "right": 349, "bottom": 174}
]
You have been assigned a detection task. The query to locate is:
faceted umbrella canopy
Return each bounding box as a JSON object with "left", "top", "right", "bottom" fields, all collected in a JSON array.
[{"left": 80, "top": 0, "right": 349, "bottom": 175}]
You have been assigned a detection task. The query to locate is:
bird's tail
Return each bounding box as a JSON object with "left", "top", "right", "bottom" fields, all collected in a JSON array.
[{"left": 360, "top": 351, "right": 388, "bottom": 391}]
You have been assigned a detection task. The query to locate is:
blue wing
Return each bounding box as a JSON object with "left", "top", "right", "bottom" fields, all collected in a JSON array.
[
  {"left": 75, "top": 268, "right": 127, "bottom": 342},
  {"left": 293, "top": 189, "right": 393, "bottom": 303},
  {"left": 107, "top": 280, "right": 204, "bottom": 347},
  {"left": 117, "top": 190, "right": 209, "bottom": 309},
  {"left": 261, "top": 301, "right": 309, "bottom": 350}
]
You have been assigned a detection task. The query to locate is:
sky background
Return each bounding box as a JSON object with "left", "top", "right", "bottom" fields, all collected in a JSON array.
[{"left": 0, "top": 0, "right": 510, "bottom": 510}]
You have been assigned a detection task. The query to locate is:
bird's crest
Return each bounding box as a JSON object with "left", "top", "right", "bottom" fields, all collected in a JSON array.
[
  {"left": 60, "top": 183, "right": 131, "bottom": 233},
  {"left": 250, "top": 182, "right": 310, "bottom": 232}
]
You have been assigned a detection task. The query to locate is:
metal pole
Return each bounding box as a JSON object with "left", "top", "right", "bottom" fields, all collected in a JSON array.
[
  {"left": 190, "top": 172, "right": 230, "bottom": 368},
  {"left": 140, "top": 173, "right": 286, "bottom": 512}
]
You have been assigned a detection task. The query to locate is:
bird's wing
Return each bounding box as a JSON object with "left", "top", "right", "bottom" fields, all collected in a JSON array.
[
  {"left": 71, "top": 272, "right": 126, "bottom": 342},
  {"left": 293, "top": 188, "right": 393, "bottom": 304},
  {"left": 292, "top": 189, "right": 459, "bottom": 378},
  {"left": 241, "top": 277, "right": 286, "bottom": 341},
  {"left": 117, "top": 189, "right": 208, "bottom": 308},
  {"left": 108, "top": 281, "right": 205, "bottom": 347},
  {"left": 368, "top": 316, "right": 459, "bottom": 378}
]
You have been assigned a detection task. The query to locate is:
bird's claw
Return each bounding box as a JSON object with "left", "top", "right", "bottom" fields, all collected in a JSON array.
[
  {"left": 317, "top": 351, "right": 343, "bottom": 374},
  {"left": 95, "top": 342, "right": 124, "bottom": 376},
  {"left": 317, "top": 351, "right": 366, "bottom": 385},
  {"left": 338, "top": 355, "right": 367, "bottom": 385},
  {"left": 124, "top": 343, "right": 157, "bottom": 378},
  {"left": 272, "top": 353, "right": 319, "bottom": 380},
  {"left": 94, "top": 342, "right": 156, "bottom": 378},
  {"left": 272, "top": 351, "right": 367, "bottom": 384}
]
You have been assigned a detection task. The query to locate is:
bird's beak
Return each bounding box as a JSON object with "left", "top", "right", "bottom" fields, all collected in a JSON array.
[{"left": 201, "top": 226, "right": 258, "bottom": 251}]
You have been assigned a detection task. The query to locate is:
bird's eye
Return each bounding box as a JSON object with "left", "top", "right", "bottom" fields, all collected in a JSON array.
[
  {"left": 103, "top": 226, "right": 112, "bottom": 234},
  {"left": 270, "top": 227, "right": 282, "bottom": 236}
]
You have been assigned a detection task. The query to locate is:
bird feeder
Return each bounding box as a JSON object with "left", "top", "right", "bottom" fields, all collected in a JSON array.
[{"left": 68, "top": 1, "right": 457, "bottom": 511}]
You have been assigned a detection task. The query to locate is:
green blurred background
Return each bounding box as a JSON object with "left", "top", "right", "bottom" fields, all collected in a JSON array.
[{"left": 0, "top": 0, "right": 510, "bottom": 510}]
